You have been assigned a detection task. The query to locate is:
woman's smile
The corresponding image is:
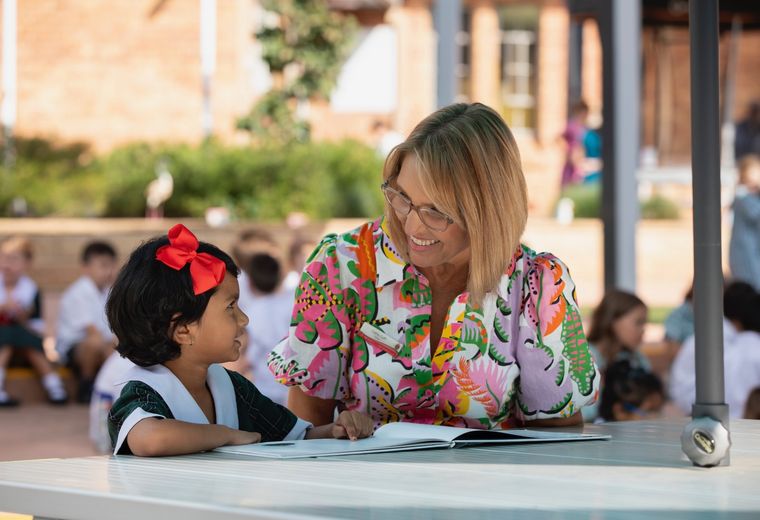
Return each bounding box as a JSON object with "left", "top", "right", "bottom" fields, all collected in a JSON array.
[{"left": 409, "top": 235, "right": 440, "bottom": 250}]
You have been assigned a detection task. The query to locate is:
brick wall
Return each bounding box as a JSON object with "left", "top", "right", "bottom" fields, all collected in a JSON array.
[{"left": 1, "top": 0, "right": 254, "bottom": 151}]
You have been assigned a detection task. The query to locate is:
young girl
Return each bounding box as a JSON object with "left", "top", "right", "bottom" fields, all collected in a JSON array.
[
  {"left": 107, "top": 224, "right": 373, "bottom": 456},
  {"left": 0, "top": 236, "right": 68, "bottom": 406},
  {"left": 582, "top": 289, "right": 652, "bottom": 422},
  {"left": 586, "top": 290, "right": 652, "bottom": 373},
  {"left": 597, "top": 359, "right": 664, "bottom": 423}
]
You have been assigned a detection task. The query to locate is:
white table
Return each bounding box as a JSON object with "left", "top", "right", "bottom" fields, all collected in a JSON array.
[{"left": 1, "top": 419, "right": 759, "bottom": 519}]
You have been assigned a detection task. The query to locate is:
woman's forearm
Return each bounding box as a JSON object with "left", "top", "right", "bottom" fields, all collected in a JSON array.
[
  {"left": 524, "top": 412, "right": 584, "bottom": 428},
  {"left": 287, "top": 386, "right": 337, "bottom": 426}
]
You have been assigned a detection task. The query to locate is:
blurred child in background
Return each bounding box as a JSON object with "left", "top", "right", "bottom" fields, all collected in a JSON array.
[
  {"left": 0, "top": 236, "right": 67, "bottom": 406},
  {"left": 597, "top": 359, "right": 665, "bottom": 423},
  {"left": 670, "top": 281, "right": 760, "bottom": 419},
  {"left": 729, "top": 155, "right": 760, "bottom": 291},
  {"left": 583, "top": 289, "right": 652, "bottom": 422},
  {"left": 56, "top": 241, "right": 118, "bottom": 403},
  {"left": 743, "top": 387, "right": 760, "bottom": 420}
]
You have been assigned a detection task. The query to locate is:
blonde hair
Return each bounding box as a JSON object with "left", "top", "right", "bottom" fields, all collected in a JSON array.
[
  {"left": 382, "top": 103, "right": 528, "bottom": 303},
  {"left": 0, "top": 236, "right": 34, "bottom": 261}
]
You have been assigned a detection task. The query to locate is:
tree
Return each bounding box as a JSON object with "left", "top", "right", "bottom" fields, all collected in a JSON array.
[{"left": 237, "top": 0, "right": 357, "bottom": 144}]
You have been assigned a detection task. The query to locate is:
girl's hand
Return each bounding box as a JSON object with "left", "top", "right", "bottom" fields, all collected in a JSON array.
[
  {"left": 225, "top": 429, "right": 261, "bottom": 446},
  {"left": 331, "top": 411, "right": 374, "bottom": 440}
]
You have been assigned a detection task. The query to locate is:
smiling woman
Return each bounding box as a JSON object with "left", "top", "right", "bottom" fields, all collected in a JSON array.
[{"left": 269, "top": 103, "right": 601, "bottom": 431}]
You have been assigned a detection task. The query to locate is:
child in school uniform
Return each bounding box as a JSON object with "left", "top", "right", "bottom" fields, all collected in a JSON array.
[
  {"left": 107, "top": 224, "right": 373, "bottom": 456},
  {"left": 56, "top": 241, "right": 119, "bottom": 403},
  {"left": 582, "top": 289, "right": 653, "bottom": 422},
  {"left": 0, "top": 236, "right": 68, "bottom": 406}
]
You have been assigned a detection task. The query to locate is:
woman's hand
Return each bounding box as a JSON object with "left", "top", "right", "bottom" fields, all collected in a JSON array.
[
  {"left": 331, "top": 411, "right": 374, "bottom": 440},
  {"left": 305, "top": 410, "right": 374, "bottom": 440}
]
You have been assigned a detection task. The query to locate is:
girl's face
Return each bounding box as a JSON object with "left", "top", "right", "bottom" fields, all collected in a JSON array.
[
  {"left": 612, "top": 305, "right": 647, "bottom": 349},
  {"left": 187, "top": 274, "right": 249, "bottom": 364},
  {"left": 395, "top": 155, "right": 470, "bottom": 270},
  {"left": 0, "top": 250, "right": 29, "bottom": 284}
]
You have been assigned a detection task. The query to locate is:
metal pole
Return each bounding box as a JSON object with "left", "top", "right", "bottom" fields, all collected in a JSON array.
[
  {"left": 681, "top": 0, "right": 730, "bottom": 468},
  {"left": 200, "top": 0, "right": 216, "bottom": 138},
  {"left": 568, "top": 18, "right": 583, "bottom": 113},
  {"left": 599, "top": 0, "right": 639, "bottom": 292},
  {"left": 2, "top": 0, "right": 18, "bottom": 167},
  {"left": 433, "top": 0, "right": 461, "bottom": 108}
]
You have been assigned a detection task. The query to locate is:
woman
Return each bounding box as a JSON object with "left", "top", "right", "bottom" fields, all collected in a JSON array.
[{"left": 268, "top": 103, "right": 599, "bottom": 429}]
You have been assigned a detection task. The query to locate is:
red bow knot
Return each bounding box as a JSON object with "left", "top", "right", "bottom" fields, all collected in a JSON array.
[{"left": 156, "top": 224, "right": 226, "bottom": 295}]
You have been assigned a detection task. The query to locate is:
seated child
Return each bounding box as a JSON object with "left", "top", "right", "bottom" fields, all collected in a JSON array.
[
  {"left": 56, "top": 241, "right": 118, "bottom": 403},
  {"left": 744, "top": 387, "right": 760, "bottom": 420},
  {"left": 582, "top": 289, "right": 652, "bottom": 422},
  {"left": 107, "top": 224, "right": 373, "bottom": 456},
  {"left": 0, "top": 236, "right": 67, "bottom": 406},
  {"left": 242, "top": 252, "right": 294, "bottom": 406},
  {"left": 597, "top": 359, "right": 665, "bottom": 422}
]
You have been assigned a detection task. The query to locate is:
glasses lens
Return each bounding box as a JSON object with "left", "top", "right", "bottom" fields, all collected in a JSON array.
[
  {"left": 385, "top": 188, "right": 411, "bottom": 215},
  {"left": 419, "top": 208, "right": 450, "bottom": 231}
]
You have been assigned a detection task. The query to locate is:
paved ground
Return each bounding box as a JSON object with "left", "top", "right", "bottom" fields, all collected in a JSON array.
[{"left": 0, "top": 404, "right": 98, "bottom": 462}]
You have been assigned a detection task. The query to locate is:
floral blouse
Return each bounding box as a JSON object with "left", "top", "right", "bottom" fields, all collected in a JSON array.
[{"left": 268, "top": 218, "right": 599, "bottom": 429}]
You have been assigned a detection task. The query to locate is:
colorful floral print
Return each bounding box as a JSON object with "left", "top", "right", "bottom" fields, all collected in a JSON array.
[{"left": 269, "top": 218, "right": 599, "bottom": 429}]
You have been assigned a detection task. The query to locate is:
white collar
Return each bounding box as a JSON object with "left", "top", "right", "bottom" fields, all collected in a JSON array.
[
  {"left": 118, "top": 363, "right": 239, "bottom": 429},
  {"left": 0, "top": 274, "right": 38, "bottom": 307}
]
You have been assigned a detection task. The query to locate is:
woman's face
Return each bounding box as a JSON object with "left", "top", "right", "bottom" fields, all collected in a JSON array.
[
  {"left": 394, "top": 156, "right": 470, "bottom": 270},
  {"left": 612, "top": 305, "right": 647, "bottom": 349}
]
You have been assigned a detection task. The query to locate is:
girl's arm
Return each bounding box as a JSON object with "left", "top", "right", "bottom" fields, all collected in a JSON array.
[{"left": 126, "top": 418, "right": 261, "bottom": 457}]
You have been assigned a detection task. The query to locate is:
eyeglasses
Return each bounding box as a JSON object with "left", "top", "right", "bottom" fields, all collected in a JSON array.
[{"left": 381, "top": 181, "right": 454, "bottom": 232}]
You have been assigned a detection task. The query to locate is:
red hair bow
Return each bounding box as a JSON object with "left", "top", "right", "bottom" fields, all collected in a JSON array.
[{"left": 156, "top": 224, "right": 226, "bottom": 295}]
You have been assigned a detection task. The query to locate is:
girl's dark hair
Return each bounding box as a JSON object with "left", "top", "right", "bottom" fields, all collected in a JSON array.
[
  {"left": 587, "top": 289, "right": 646, "bottom": 345},
  {"left": 598, "top": 360, "right": 664, "bottom": 422},
  {"left": 724, "top": 281, "right": 760, "bottom": 333},
  {"left": 248, "top": 253, "right": 281, "bottom": 294},
  {"left": 106, "top": 235, "right": 239, "bottom": 367}
]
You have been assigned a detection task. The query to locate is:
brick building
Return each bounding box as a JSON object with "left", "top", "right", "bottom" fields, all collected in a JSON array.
[{"left": 1, "top": 1, "right": 759, "bottom": 214}]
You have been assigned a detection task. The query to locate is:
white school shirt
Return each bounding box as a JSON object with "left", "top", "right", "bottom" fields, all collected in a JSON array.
[
  {"left": 0, "top": 273, "right": 44, "bottom": 335},
  {"left": 242, "top": 286, "right": 295, "bottom": 406},
  {"left": 670, "top": 320, "right": 760, "bottom": 419},
  {"left": 55, "top": 276, "right": 114, "bottom": 359},
  {"left": 112, "top": 363, "right": 311, "bottom": 455}
]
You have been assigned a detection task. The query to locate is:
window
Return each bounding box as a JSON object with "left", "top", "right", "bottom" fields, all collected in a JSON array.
[
  {"left": 455, "top": 9, "right": 471, "bottom": 103},
  {"left": 499, "top": 6, "right": 538, "bottom": 131}
]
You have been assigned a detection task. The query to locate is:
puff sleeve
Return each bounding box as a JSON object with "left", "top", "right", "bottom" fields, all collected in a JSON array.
[
  {"left": 513, "top": 253, "right": 600, "bottom": 420},
  {"left": 267, "top": 235, "right": 354, "bottom": 402}
]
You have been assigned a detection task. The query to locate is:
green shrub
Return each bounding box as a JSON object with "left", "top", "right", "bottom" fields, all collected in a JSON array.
[
  {"left": 640, "top": 193, "right": 680, "bottom": 220},
  {"left": 96, "top": 139, "right": 385, "bottom": 219},
  {"left": 557, "top": 183, "right": 601, "bottom": 219},
  {"left": 556, "top": 184, "right": 680, "bottom": 220},
  {"left": 0, "top": 137, "right": 103, "bottom": 216}
]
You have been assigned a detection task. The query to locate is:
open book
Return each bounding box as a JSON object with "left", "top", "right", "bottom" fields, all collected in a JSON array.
[{"left": 215, "top": 422, "right": 611, "bottom": 459}]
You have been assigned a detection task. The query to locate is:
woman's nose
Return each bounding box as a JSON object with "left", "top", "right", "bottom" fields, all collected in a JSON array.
[{"left": 404, "top": 209, "right": 427, "bottom": 235}]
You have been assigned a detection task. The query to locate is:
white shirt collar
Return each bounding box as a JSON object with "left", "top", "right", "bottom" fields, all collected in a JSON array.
[{"left": 118, "top": 363, "right": 239, "bottom": 429}]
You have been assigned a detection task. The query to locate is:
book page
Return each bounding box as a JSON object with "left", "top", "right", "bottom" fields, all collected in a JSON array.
[{"left": 214, "top": 436, "right": 450, "bottom": 459}]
